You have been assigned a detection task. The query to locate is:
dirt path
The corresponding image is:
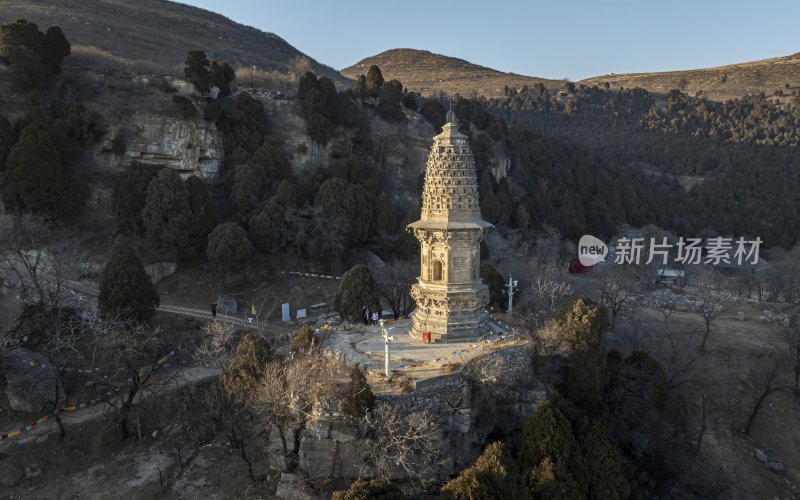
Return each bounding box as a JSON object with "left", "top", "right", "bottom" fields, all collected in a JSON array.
[
  {"left": 2, "top": 366, "right": 219, "bottom": 447},
  {"left": 62, "top": 278, "right": 290, "bottom": 335}
]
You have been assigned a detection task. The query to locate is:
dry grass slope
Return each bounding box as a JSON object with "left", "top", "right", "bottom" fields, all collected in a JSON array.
[
  {"left": 581, "top": 52, "right": 800, "bottom": 101},
  {"left": 0, "top": 0, "right": 349, "bottom": 84},
  {"left": 342, "top": 48, "right": 562, "bottom": 98}
]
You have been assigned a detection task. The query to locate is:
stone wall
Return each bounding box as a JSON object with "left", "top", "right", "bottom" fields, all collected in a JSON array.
[{"left": 271, "top": 344, "right": 546, "bottom": 497}]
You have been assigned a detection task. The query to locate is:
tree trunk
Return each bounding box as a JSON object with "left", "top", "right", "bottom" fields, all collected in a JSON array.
[
  {"left": 55, "top": 414, "right": 66, "bottom": 439},
  {"left": 744, "top": 391, "right": 771, "bottom": 435},
  {"left": 696, "top": 395, "right": 708, "bottom": 449},
  {"left": 232, "top": 425, "right": 256, "bottom": 482}
]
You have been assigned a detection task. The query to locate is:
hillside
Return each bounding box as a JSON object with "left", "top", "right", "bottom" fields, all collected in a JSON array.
[
  {"left": 342, "top": 48, "right": 562, "bottom": 98},
  {"left": 0, "top": 0, "right": 349, "bottom": 84},
  {"left": 581, "top": 52, "right": 800, "bottom": 101}
]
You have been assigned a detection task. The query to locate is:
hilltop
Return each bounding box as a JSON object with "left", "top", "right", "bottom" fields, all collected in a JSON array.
[
  {"left": 581, "top": 52, "right": 800, "bottom": 101},
  {"left": 342, "top": 48, "right": 562, "bottom": 98},
  {"left": 0, "top": 0, "right": 348, "bottom": 83}
]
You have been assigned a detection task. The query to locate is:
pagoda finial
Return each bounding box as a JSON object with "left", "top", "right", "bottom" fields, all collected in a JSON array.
[{"left": 446, "top": 100, "right": 457, "bottom": 125}]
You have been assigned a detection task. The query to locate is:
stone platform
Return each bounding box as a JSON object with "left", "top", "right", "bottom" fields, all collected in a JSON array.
[{"left": 321, "top": 318, "right": 514, "bottom": 384}]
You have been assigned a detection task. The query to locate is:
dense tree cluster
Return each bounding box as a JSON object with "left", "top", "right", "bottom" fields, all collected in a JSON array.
[
  {"left": 1, "top": 108, "right": 94, "bottom": 215},
  {"left": 443, "top": 297, "right": 632, "bottom": 499},
  {"left": 298, "top": 71, "right": 361, "bottom": 145},
  {"left": 114, "top": 168, "right": 219, "bottom": 259},
  {"left": 0, "top": 19, "right": 70, "bottom": 94},
  {"left": 183, "top": 50, "right": 235, "bottom": 95},
  {"left": 352, "top": 66, "right": 409, "bottom": 122},
  {"left": 475, "top": 82, "right": 800, "bottom": 246}
]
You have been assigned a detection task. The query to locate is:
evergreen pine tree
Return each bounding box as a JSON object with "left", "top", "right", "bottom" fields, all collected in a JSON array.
[
  {"left": 334, "top": 264, "right": 378, "bottom": 322},
  {"left": 578, "top": 423, "right": 631, "bottom": 500},
  {"left": 365, "top": 65, "right": 384, "bottom": 97},
  {"left": 481, "top": 191, "right": 503, "bottom": 224},
  {"left": 520, "top": 401, "right": 588, "bottom": 499},
  {"left": 206, "top": 222, "right": 254, "bottom": 272},
  {"left": 141, "top": 169, "right": 192, "bottom": 253},
  {"left": 184, "top": 50, "right": 211, "bottom": 92},
  {"left": 98, "top": 236, "right": 160, "bottom": 321},
  {"left": 6, "top": 123, "right": 65, "bottom": 212},
  {"left": 341, "top": 365, "right": 375, "bottom": 417}
]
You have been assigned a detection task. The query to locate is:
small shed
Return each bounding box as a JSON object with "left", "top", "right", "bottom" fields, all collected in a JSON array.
[
  {"left": 216, "top": 295, "right": 238, "bottom": 315},
  {"left": 656, "top": 268, "right": 685, "bottom": 287}
]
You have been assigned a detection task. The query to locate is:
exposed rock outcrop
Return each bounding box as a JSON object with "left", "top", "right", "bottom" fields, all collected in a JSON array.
[
  {"left": 0, "top": 348, "right": 65, "bottom": 413},
  {"left": 97, "top": 112, "right": 223, "bottom": 180},
  {"left": 144, "top": 262, "right": 178, "bottom": 284},
  {"left": 269, "top": 345, "right": 545, "bottom": 497}
]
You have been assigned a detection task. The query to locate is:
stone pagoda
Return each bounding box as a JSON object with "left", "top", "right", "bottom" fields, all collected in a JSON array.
[{"left": 407, "top": 110, "right": 493, "bottom": 343}]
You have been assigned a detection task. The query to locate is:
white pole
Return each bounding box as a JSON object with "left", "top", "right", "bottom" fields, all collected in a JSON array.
[
  {"left": 381, "top": 319, "right": 393, "bottom": 379},
  {"left": 505, "top": 275, "right": 518, "bottom": 314}
]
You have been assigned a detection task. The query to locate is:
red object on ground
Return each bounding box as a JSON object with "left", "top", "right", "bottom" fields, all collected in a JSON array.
[
  {"left": 422, "top": 331, "right": 431, "bottom": 344},
  {"left": 569, "top": 257, "right": 593, "bottom": 275}
]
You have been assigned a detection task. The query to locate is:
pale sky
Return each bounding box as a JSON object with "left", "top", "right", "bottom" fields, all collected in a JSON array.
[{"left": 181, "top": 0, "right": 800, "bottom": 80}]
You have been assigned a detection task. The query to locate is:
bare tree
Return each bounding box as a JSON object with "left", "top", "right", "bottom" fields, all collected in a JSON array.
[
  {"left": 788, "top": 328, "right": 800, "bottom": 393},
  {"left": 696, "top": 391, "right": 713, "bottom": 449},
  {"left": 523, "top": 273, "right": 573, "bottom": 328},
  {"left": 595, "top": 269, "right": 637, "bottom": 331},
  {"left": 289, "top": 55, "right": 312, "bottom": 81},
  {"left": 532, "top": 225, "right": 564, "bottom": 273},
  {"left": 376, "top": 260, "right": 416, "bottom": 320},
  {"left": 742, "top": 356, "right": 792, "bottom": 435},
  {"left": 95, "top": 323, "right": 173, "bottom": 440},
  {"left": 250, "top": 354, "right": 341, "bottom": 471},
  {"left": 362, "top": 403, "right": 441, "bottom": 488},
  {"left": 194, "top": 320, "right": 240, "bottom": 368},
  {"left": 0, "top": 215, "right": 85, "bottom": 347},
  {"left": 695, "top": 289, "right": 725, "bottom": 353}
]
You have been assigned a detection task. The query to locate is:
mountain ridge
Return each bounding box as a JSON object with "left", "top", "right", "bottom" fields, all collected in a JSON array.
[
  {"left": 341, "top": 48, "right": 562, "bottom": 98},
  {"left": 344, "top": 48, "right": 800, "bottom": 101},
  {"left": 581, "top": 52, "right": 800, "bottom": 101},
  {"left": 0, "top": 0, "right": 349, "bottom": 84}
]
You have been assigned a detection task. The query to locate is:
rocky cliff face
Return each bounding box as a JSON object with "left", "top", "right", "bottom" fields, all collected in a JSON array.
[
  {"left": 96, "top": 112, "right": 223, "bottom": 180},
  {"left": 271, "top": 345, "right": 546, "bottom": 497}
]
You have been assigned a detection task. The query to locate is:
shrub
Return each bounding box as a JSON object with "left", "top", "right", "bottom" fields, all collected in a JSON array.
[
  {"left": 441, "top": 441, "right": 526, "bottom": 499},
  {"left": 341, "top": 366, "right": 375, "bottom": 417},
  {"left": 555, "top": 297, "right": 609, "bottom": 350},
  {"left": 291, "top": 324, "right": 315, "bottom": 353},
  {"left": 331, "top": 479, "right": 404, "bottom": 500},
  {"left": 220, "top": 333, "right": 272, "bottom": 397}
]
